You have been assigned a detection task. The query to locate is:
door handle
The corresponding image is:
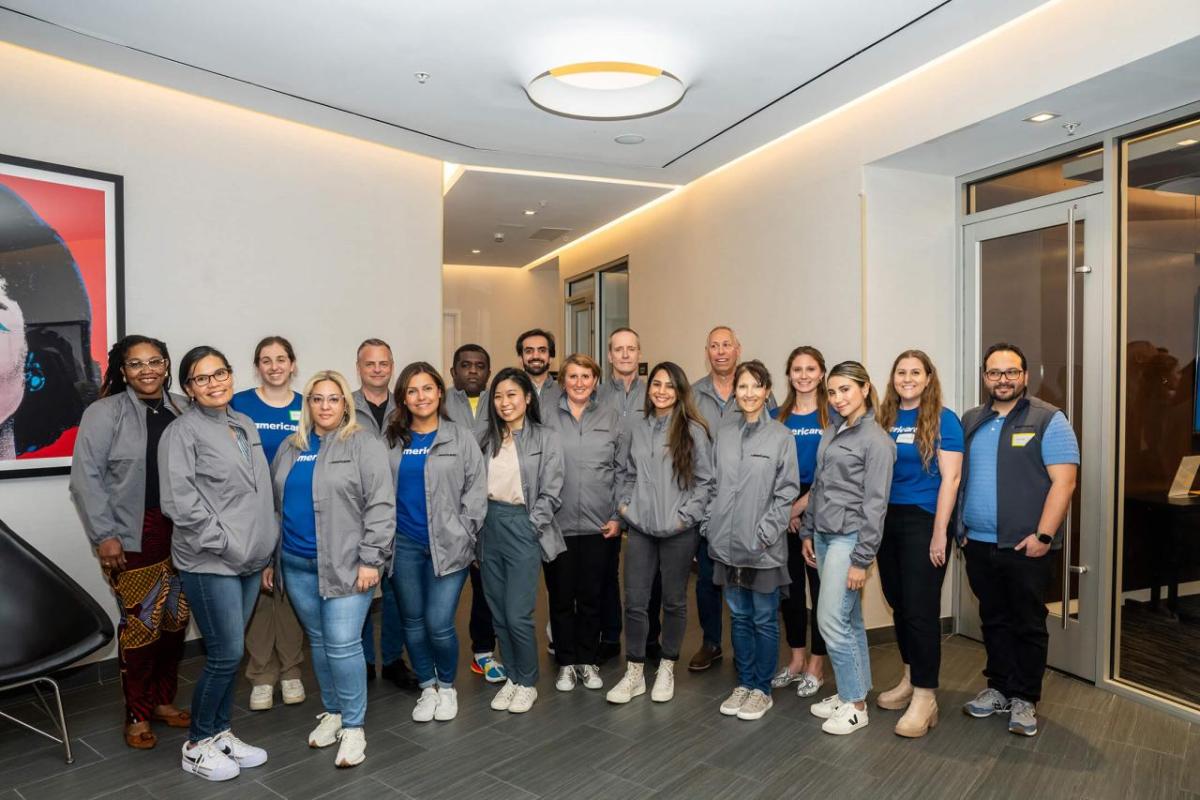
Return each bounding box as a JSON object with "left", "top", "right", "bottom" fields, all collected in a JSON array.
[
  {"left": 1063, "top": 205, "right": 1079, "bottom": 630},
  {"left": 1068, "top": 565, "right": 1089, "bottom": 575}
]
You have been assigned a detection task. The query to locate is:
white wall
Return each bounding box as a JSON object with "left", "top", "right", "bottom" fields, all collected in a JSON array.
[
  {"left": 0, "top": 42, "right": 443, "bottom": 657},
  {"left": 550, "top": 0, "right": 1200, "bottom": 628}
]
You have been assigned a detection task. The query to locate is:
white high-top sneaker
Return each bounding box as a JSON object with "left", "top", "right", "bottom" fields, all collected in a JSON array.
[
  {"left": 651, "top": 659, "right": 675, "bottom": 702},
  {"left": 605, "top": 662, "right": 646, "bottom": 704}
]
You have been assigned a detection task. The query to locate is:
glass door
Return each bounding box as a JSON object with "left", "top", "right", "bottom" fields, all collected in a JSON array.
[{"left": 957, "top": 193, "right": 1105, "bottom": 681}]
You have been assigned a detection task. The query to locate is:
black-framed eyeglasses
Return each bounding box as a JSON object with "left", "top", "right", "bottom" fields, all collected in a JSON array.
[
  {"left": 983, "top": 368, "right": 1024, "bottom": 381},
  {"left": 124, "top": 357, "right": 167, "bottom": 372},
  {"left": 188, "top": 368, "right": 232, "bottom": 387}
]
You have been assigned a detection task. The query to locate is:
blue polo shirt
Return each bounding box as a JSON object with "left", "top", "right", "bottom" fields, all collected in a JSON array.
[
  {"left": 963, "top": 411, "right": 1079, "bottom": 543},
  {"left": 230, "top": 389, "right": 303, "bottom": 466},
  {"left": 281, "top": 434, "right": 320, "bottom": 558},
  {"left": 888, "top": 407, "right": 964, "bottom": 514},
  {"left": 395, "top": 429, "right": 437, "bottom": 546}
]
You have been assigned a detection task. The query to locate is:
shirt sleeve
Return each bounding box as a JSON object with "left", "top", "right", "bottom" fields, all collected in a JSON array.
[
  {"left": 1041, "top": 411, "right": 1080, "bottom": 466},
  {"left": 939, "top": 408, "right": 964, "bottom": 453}
]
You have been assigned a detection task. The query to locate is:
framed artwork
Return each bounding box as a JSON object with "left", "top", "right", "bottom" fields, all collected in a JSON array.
[{"left": 0, "top": 154, "right": 124, "bottom": 479}]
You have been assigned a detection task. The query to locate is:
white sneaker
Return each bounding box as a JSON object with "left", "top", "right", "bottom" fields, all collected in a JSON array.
[
  {"left": 213, "top": 729, "right": 268, "bottom": 768},
  {"left": 412, "top": 687, "right": 439, "bottom": 722},
  {"left": 576, "top": 665, "right": 603, "bottom": 690},
  {"left": 719, "top": 686, "right": 752, "bottom": 716},
  {"left": 651, "top": 660, "right": 675, "bottom": 703},
  {"left": 281, "top": 678, "right": 306, "bottom": 705},
  {"left": 822, "top": 701, "right": 869, "bottom": 735},
  {"left": 434, "top": 687, "right": 458, "bottom": 721},
  {"left": 810, "top": 693, "right": 844, "bottom": 719},
  {"left": 508, "top": 685, "right": 537, "bottom": 714},
  {"left": 491, "top": 679, "right": 518, "bottom": 711},
  {"left": 737, "top": 690, "right": 773, "bottom": 721},
  {"left": 249, "top": 684, "right": 274, "bottom": 711},
  {"left": 605, "top": 663, "right": 646, "bottom": 704},
  {"left": 308, "top": 712, "right": 342, "bottom": 748},
  {"left": 334, "top": 727, "right": 366, "bottom": 768},
  {"left": 181, "top": 738, "right": 240, "bottom": 782},
  {"left": 556, "top": 665, "right": 577, "bottom": 692}
]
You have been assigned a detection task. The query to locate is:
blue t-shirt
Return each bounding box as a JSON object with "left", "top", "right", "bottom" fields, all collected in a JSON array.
[
  {"left": 888, "top": 407, "right": 964, "bottom": 514},
  {"left": 230, "top": 389, "right": 302, "bottom": 466},
  {"left": 785, "top": 411, "right": 824, "bottom": 486},
  {"left": 963, "top": 410, "right": 1080, "bottom": 543},
  {"left": 281, "top": 434, "right": 320, "bottom": 558},
  {"left": 395, "top": 429, "right": 437, "bottom": 546}
]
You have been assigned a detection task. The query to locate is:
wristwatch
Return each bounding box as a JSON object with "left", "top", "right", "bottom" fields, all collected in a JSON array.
[{"left": 1035, "top": 532, "right": 1055, "bottom": 545}]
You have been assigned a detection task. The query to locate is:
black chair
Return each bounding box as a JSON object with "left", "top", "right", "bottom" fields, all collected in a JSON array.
[{"left": 0, "top": 518, "right": 114, "bottom": 763}]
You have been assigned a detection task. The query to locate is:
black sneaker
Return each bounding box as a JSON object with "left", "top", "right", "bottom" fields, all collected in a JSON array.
[{"left": 382, "top": 659, "right": 419, "bottom": 690}]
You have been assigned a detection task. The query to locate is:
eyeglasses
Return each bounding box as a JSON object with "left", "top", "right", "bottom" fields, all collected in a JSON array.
[
  {"left": 308, "top": 394, "right": 344, "bottom": 406},
  {"left": 188, "top": 368, "right": 232, "bottom": 387},
  {"left": 124, "top": 357, "right": 167, "bottom": 372},
  {"left": 983, "top": 368, "right": 1024, "bottom": 381}
]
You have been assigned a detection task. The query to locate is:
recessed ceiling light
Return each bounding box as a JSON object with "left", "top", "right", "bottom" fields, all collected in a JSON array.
[
  {"left": 615, "top": 134, "right": 645, "bottom": 145},
  {"left": 523, "top": 209, "right": 537, "bottom": 216},
  {"left": 471, "top": 249, "right": 481, "bottom": 254},
  {"left": 1177, "top": 139, "right": 1199, "bottom": 147},
  {"left": 527, "top": 62, "right": 685, "bottom": 120},
  {"left": 1024, "top": 112, "right": 1060, "bottom": 123}
]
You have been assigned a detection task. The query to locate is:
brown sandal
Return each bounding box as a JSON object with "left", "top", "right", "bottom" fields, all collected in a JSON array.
[
  {"left": 151, "top": 707, "right": 191, "bottom": 728},
  {"left": 125, "top": 722, "right": 158, "bottom": 749}
]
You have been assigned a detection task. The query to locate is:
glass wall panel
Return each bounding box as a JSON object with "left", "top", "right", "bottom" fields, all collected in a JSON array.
[
  {"left": 1116, "top": 118, "right": 1200, "bottom": 708},
  {"left": 968, "top": 148, "right": 1102, "bottom": 213}
]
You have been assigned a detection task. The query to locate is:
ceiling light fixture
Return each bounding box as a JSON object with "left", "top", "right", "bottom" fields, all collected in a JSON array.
[
  {"left": 524, "top": 209, "right": 537, "bottom": 216},
  {"left": 471, "top": 249, "right": 481, "bottom": 254},
  {"left": 1177, "top": 139, "right": 1199, "bottom": 147},
  {"left": 614, "top": 134, "right": 645, "bottom": 145},
  {"left": 1023, "top": 112, "right": 1060, "bottom": 123},
  {"left": 527, "top": 62, "right": 685, "bottom": 120}
]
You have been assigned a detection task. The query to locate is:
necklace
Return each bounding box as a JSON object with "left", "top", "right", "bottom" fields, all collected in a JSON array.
[{"left": 143, "top": 398, "right": 165, "bottom": 415}]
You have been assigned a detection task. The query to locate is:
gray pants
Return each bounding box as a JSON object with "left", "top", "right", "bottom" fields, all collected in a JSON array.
[
  {"left": 480, "top": 501, "right": 543, "bottom": 687},
  {"left": 624, "top": 527, "right": 698, "bottom": 662}
]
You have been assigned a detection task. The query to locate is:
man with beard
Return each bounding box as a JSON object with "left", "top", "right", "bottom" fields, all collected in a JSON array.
[
  {"left": 516, "top": 328, "right": 562, "bottom": 412},
  {"left": 957, "top": 343, "right": 1078, "bottom": 738}
]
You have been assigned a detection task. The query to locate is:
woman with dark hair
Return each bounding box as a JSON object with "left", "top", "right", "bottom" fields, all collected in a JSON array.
[
  {"left": 874, "top": 350, "right": 962, "bottom": 737},
  {"left": 706, "top": 360, "right": 800, "bottom": 722},
  {"left": 159, "top": 346, "right": 277, "bottom": 782},
  {"left": 386, "top": 362, "right": 486, "bottom": 723},
  {"left": 232, "top": 336, "right": 307, "bottom": 712},
  {"left": 771, "top": 346, "right": 831, "bottom": 697},
  {"left": 802, "top": 361, "right": 895, "bottom": 736},
  {"left": 478, "top": 367, "right": 565, "bottom": 714},
  {"left": 70, "top": 335, "right": 189, "bottom": 749},
  {"left": 608, "top": 361, "right": 713, "bottom": 705},
  {"left": 543, "top": 353, "right": 628, "bottom": 694}
]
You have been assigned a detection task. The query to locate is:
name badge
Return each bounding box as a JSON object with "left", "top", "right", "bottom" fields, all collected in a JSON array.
[
  {"left": 896, "top": 432, "right": 915, "bottom": 445},
  {"left": 290, "top": 410, "right": 302, "bottom": 422},
  {"left": 1011, "top": 432, "right": 1035, "bottom": 447}
]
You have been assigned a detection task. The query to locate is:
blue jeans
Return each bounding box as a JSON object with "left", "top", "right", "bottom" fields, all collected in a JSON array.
[
  {"left": 815, "top": 532, "right": 871, "bottom": 703},
  {"left": 390, "top": 535, "right": 469, "bottom": 687},
  {"left": 361, "top": 578, "right": 405, "bottom": 665},
  {"left": 695, "top": 541, "right": 723, "bottom": 648},
  {"left": 281, "top": 550, "right": 374, "bottom": 727},
  {"left": 723, "top": 584, "right": 780, "bottom": 694},
  {"left": 178, "top": 570, "right": 260, "bottom": 742}
]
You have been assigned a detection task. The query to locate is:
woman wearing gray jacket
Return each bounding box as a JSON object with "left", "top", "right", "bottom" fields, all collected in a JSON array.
[
  {"left": 70, "top": 335, "right": 189, "bottom": 750},
  {"left": 706, "top": 360, "right": 801, "bottom": 722},
  {"left": 801, "top": 361, "right": 896, "bottom": 736},
  {"left": 159, "top": 346, "right": 277, "bottom": 782},
  {"left": 264, "top": 369, "right": 394, "bottom": 768},
  {"left": 477, "top": 367, "right": 565, "bottom": 715},
  {"left": 386, "top": 362, "right": 487, "bottom": 725},
  {"left": 608, "top": 361, "right": 713, "bottom": 706}
]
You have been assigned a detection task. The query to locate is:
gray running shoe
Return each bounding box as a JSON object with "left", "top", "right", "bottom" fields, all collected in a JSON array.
[
  {"left": 963, "top": 688, "right": 1011, "bottom": 718},
  {"left": 1008, "top": 698, "right": 1038, "bottom": 736}
]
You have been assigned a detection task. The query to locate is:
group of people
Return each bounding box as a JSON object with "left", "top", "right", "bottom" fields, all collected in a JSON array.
[{"left": 68, "top": 322, "right": 1078, "bottom": 783}]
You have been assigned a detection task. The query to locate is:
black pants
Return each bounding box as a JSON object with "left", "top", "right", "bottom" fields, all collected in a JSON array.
[
  {"left": 963, "top": 539, "right": 1055, "bottom": 703},
  {"left": 780, "top": 533, "right": 826, "bottom": 656},
  {"left": 545, "top": 535, "right": 608, "bottom": 667},
  {"left": 877, "top": 505, "right": 946, "bottom": 688},
  {"left": 468, "top": 562, "right": 497, "bottom": 655},
  {"left": 600, "top": 534, "right": 662, "bottom": 646}
]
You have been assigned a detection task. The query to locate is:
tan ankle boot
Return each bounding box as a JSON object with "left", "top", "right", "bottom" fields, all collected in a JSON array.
[
  {"left": 876, "top": 665, "right": 913, "bottom": 710},
  {"left": 894, "top": 687, "right": 938, "bottom": 738}
]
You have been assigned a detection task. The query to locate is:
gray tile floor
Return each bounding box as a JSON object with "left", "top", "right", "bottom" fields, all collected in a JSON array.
[{"left": 1, "top": 587, "right": 1198, "bottom": 800}]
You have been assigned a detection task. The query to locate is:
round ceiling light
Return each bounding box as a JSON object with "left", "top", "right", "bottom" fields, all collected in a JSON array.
[{"left": 527, "top": 62, "right": 685, "bottom": 120}]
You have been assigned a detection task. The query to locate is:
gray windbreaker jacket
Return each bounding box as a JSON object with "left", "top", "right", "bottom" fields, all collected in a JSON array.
[
  {"left": 272, "top": 428, "right": 395, "bottom": 597},
  {"left": 619, "top": 410, "right": 714, "bottom": 538},
  {"left": 388, "top": 420, "right": 487, "bottom": 576},
  {"left": 70, "top": 387, "right": 186, "bottom": 552},
  {"left": 478, "top": 422, "right": 566, "bottom": 562},
  {"left": 704, "top": 415, "right": 801, "bottom": 569},
  {"left": 799, "top": 410, "right": 896, "bottom": 568},
  {"left": 444, "top": 388, "right": 490, "bottom": 433},
  {"left": 158, "top": 403, "right": 277, "bottom": 575},
  {"left": 353, "top": 388, "right": 396, "bottom": 439},
  {"left": 545, "top": 395, "right": 629, "bottom": 536},
  {"left": 596, "top": 375, "right": 646, "bottom": 419},
  {"left": 693, "top": 374, "right": 778, "bottom": 433}
]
